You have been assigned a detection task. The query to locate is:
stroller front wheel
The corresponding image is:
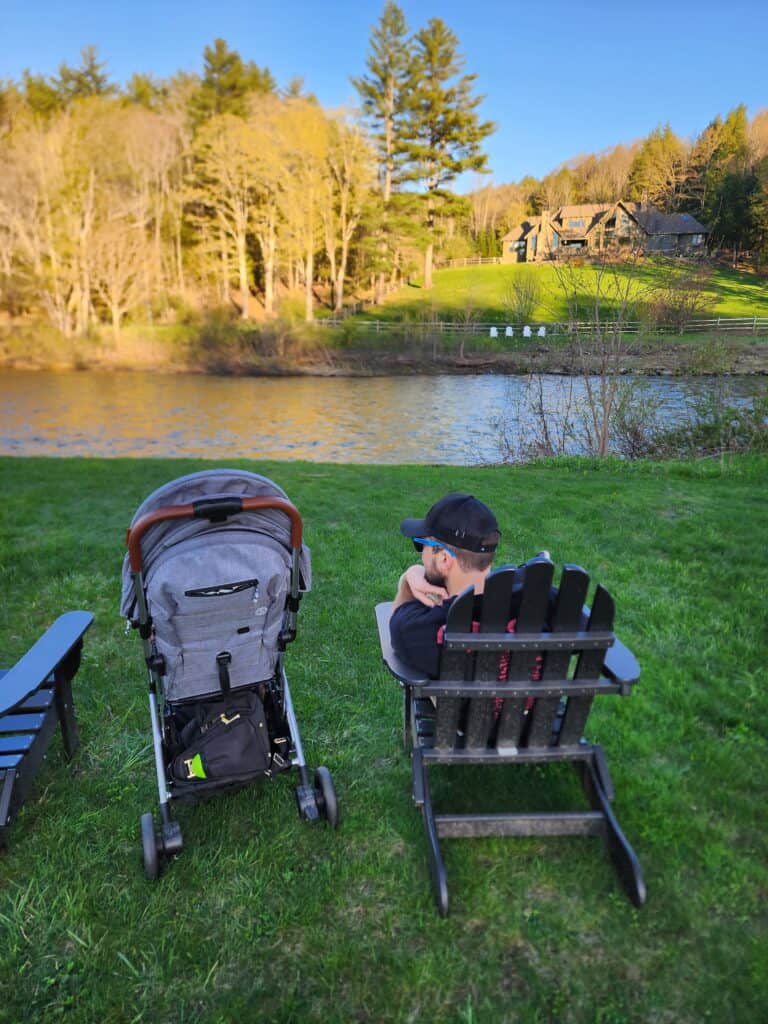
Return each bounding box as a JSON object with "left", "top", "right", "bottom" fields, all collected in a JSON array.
[
  {"left": 314, "top": 766, "right": 339, "bottom": 828},
  {"left": 141, "top": 812, "right": 161, "bottom": 880}
]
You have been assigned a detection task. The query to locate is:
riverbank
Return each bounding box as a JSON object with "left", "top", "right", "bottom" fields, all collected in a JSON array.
[
  {"left": 1, "top": 454, "right": 766, "bottom": 1023},
  {"left": 2, "top": 322, "right": 768, "bottom": 377}
]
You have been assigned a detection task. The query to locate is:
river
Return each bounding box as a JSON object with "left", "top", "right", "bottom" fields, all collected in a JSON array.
[{"left": 1, "top": 369, "right": 763, "bottom": 464}]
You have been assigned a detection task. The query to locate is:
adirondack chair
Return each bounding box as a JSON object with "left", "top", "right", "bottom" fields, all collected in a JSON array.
[
  {"left": 376, "top": 556, "right": 645, "bottom": 916},
  {"left": 0, "top": 611, "right": 94, "bottom": 847}
]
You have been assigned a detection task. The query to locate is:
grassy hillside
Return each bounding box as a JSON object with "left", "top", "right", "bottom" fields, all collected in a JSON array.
[
  {"left": 368, "top": 261, "right": 768, "bottom": 323},
  {"left": 1, "top": 455, "right": 766, "bottom": 1023}
]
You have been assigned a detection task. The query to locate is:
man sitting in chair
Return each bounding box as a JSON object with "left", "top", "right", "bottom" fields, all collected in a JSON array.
[{"left": 390, "top": 493, "right": 501, "bottom": 678}]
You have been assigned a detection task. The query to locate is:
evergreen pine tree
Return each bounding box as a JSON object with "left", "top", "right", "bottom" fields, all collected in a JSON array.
[
  {"left": 55, "top": 46, "right": 116, "bottom": 102},
  {"left": 351, "top": 1, "right": 411, "bottom": 203},
  {"left": 191, "top": 38, "right": 275, "bottom": 123},
  {"left": 397, "top": 18, "right": 494, "bottom": 288}
]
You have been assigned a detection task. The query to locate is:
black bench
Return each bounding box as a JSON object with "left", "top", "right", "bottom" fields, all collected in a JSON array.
[
  {"left": 0, "top": 611, "right": 94, "bottom": 847},
  {"left": 376, "top": 557, "right": 645, "bottom": 916}
]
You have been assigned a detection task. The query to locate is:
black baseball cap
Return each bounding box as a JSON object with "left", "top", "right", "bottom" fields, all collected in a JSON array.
[{"left": 400, "top": 493, "right": 500, "bottom": 554}]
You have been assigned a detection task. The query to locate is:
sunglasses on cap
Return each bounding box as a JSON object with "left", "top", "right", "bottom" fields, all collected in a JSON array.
[{"left": 412, "top": 536, "right": 457, "bottom": 558}]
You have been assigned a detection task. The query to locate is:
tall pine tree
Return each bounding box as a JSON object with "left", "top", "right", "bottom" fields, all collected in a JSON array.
[
  {"left": 397, "top": 18, "right": 494, "bottom": 288},
  {"left": 351, "top": 1, "right": 411, "bottom": 202},
  {"left": 352, "top": 2, "right": 414, "bottom": 300},
  {"left": 191, "top": 39, "right": 275, "bottom": 123}
]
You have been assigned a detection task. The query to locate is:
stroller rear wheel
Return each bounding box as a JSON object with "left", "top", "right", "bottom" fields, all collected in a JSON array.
[
  {"left": 314, "top": 766, "right": 339, "bottom": 828},
  {"left": 141, "top": 812, "right": 161, "bottom": 880}
]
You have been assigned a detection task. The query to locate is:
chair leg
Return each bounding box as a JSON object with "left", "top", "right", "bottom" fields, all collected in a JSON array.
[
  {"left": 53, "top": 673, "right": 79, "bottom": 761},
  {"left": 402, "top": 684, "right": 413, "bottom": 752},
  {"left": 0, "top": 769, "right": 17, "bottom": 848},
  {"left": 413, "top": 749, "right": 449, "bottom": 916},
  {"left": 580, "top": 758, "right": 646, "bottom": 908}
]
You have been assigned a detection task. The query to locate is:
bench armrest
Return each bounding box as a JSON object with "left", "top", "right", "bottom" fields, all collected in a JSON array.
[
  {"left": 375, "top": 601, "right": 430, "bottom": 686},
  {"left": 0, "top": 611, "right": 94, "bottom": 714}
]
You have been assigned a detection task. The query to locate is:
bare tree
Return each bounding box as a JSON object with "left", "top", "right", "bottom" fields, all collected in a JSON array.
[
  {"left": 89, "top": 218, "right": 145, "bottom": 340},
  {"left": 554, "top": 256, "right": 648, "bottom": 456},
  {"left": 277, "top": 99, "right": 330, "bottom": 322},
  {"left": 190, "top": 112, "right": 261, "bottom": 318},
  {"left": 321, "top": 114, "right": 376, "bottom": 312}
]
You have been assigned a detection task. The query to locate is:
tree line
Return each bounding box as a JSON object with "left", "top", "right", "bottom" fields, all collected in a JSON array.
[
  {"left": 0, "top": 3, "right": 492, "bottom": 338},
  {"left": 1, "top": 3, "right": 766, "bottom": 344}
]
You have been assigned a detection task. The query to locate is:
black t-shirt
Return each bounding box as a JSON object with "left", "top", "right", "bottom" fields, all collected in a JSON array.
[{"left": 389, "top": 598, "right": 456, "bottom": 679}]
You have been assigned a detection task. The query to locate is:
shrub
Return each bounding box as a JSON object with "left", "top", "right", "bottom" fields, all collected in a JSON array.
[
  {"left": 649, "top": 392, "right": 768, "bottom": 458},
  {"left": 642, "top": 260, "right": 718, "bottom": 332},
  {"left": 501, "top": 269, "right": 542, "bottom": 324}
]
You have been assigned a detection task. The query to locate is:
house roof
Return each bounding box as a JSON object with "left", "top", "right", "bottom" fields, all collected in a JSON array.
[
  {"left": 503, "top": 218, "right": 540, "bottom": 242},
  {"left": 554, "top": 204, "right": 612, "bottom": 221},
  {"left": 553, "top": 203, "right": 614, "bottom": 238},
  {"left": 630, "top": 207, "right": 709, "bottom": 236}
]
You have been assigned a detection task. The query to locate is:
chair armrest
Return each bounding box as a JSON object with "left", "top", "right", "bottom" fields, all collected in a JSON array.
[
  {"left": 375, "top": 602, "right": 430, "bottom": 686},
  {"left": 0, "top": 611, "right": 94, "bottom": 714},
  {"left": 579, "top": 604, "right": 639, "bottom": 695},
  {"left": 602, "top": 638, "right": 640, "bottom": 695}
]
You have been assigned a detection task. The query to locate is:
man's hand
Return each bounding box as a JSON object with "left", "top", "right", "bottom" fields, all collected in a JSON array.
[{"left": 392, "top": 564, "right": 449, "bottom": 612}]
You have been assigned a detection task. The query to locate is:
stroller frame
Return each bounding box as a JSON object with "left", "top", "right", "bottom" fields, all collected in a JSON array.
[{"left": 126, "top": 488, "right": 337, "bottom": 878}]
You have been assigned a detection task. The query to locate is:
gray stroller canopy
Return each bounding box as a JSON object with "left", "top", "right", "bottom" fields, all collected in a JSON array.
[{"left": 120, "top": 469, "right": 311, "bottom": 618}]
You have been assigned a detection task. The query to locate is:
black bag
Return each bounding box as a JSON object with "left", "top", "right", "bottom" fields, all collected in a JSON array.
[{"left": 169, "top": 690, "right": 271, "bottom": 784}]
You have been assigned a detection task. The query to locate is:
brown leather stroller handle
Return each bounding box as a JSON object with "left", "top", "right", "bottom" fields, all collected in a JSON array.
[{"left": 126, "top": 496, "right": 303, "bottom": 572}]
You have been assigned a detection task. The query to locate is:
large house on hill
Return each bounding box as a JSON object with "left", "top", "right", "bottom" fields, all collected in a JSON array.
[{"left": 502, "top": 201, "right": 709, "bottom": 263}]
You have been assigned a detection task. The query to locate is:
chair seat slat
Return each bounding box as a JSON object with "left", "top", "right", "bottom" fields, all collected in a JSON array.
[
  {"left": 0, "top": 735, "right": 35, "bottom": 754},
  {"left": 0, "top": 713, "right": 46, "bottom": 733}
]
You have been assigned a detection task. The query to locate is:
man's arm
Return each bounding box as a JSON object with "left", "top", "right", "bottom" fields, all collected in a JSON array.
[{"left": 391, "top": 564, "right": 449, "bottom": 613}]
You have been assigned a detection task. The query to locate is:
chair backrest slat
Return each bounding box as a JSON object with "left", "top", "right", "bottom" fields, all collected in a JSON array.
[
  {"left": 465, "top": 569, "right": 513, "bottom": 749},
  {"left": 495, "top": 559, "right": 553, "bottom": 750},
  {"left": 558, "top": 584, "right": 615, "bottom": 745},
  {"left": 435, "top": 589, "right": 474, "bottom": 749},
  {"left": 525, "top": 565, "right": 589, "bottom": 749}
]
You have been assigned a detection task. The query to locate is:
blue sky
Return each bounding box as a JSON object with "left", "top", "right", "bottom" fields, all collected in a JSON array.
[{"left": 3, "top": 0, "right": 766, "bottom": 185}]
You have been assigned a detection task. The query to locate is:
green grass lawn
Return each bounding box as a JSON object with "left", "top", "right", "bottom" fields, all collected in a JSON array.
[
  {"left": 1, "top": 455, "right": 767, "bottom": 1023},
  {"left": 367, "top": 262, "right": 768, "bottom": 323}
]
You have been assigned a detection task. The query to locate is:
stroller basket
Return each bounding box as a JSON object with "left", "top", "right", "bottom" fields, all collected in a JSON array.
[{"left": 122, "top": 470, "right": 337, "bottom": 878}]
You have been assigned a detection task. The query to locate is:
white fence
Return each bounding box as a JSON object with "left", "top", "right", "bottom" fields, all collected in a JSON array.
[
  {"left": 316, "top": 316, "right": 768, "bottom": 337},
  {"left": 434, "top": 257, "right": 502, "bottom": 269}
]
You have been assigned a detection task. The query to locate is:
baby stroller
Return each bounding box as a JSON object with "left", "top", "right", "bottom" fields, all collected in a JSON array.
[{"left": 121, "top": 469, "right": 337, "bottom": 879}]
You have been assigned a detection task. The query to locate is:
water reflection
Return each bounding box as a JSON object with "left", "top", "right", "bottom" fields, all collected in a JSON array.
[{"left": 0, "top": 370, "right": 763, "bottom": 464}]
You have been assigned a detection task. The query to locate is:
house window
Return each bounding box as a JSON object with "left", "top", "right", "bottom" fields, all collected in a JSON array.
[
  {"left": 568, "top": 218, "right": 585, "bottom": 229},
  {"left": 691, "top": 234, "right": 704, "bottom": 245},
  {"left": 551, "top": 232, "right": 559, "bottom": 249}
]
